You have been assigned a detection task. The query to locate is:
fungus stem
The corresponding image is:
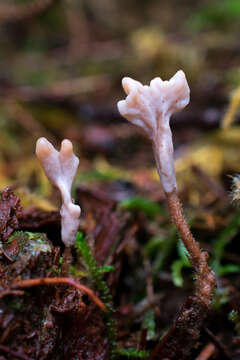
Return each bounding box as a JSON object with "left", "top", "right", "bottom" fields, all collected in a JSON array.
[
  {"left": 118, "top": 71, "right": 216, "bottom": 307},
  {"left": 61, "top": 246, "right": 72, "bottom": 276},
  {"left": 166, "top": 190, "right": 201, "bottom": 266},
  {"left": 165, "top": 190, "right": 216, "bottom": 306}
]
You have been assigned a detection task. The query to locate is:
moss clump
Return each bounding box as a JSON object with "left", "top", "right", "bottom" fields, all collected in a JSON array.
[
  {"left": 3, "top": 231, "right": 53, "bottom": 277},
  {"left": 75, "top": 232, "right": 117, "bottom": 359},
  {"left": 7, "top": 231, "right": 51, "bottom": 258}
]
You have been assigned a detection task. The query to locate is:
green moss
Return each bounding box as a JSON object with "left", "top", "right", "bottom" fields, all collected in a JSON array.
[
  {"left": 116, "top": 348, "right": 149, "bottom": 358},
  {"left": 75, "top": 232, "right": 148, "bottom": 359},
  {"left": 7, "top": 231, "right": 51, "bottom": 259},
  {"left": 212, "top": 287, "right": 230, "bottom": 310},
  {"left": 8, "top": 298, "right": 25, "bottom": 313},
  {"left": 120, "top": 196, "right": 164, "bottom": 219},
  {"left": 75, "top": 232, "right": 117, "bottom": 358},
  {"left": 229, "top": 310, "right": 240, "bottom": 337},
  {"left": 142, "top": 309, "right": 156, "bottom": 341}
]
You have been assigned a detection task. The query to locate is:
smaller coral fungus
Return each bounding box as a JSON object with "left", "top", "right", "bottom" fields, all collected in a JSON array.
[{"left": 36, "top": 137, "right": 80, "bottom": 247}]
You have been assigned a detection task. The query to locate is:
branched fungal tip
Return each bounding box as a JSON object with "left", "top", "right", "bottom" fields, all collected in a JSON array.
[
  {"left": 118, "top": 70, "right": 190, "bottom": 194},
  {"left": 36, "top": 137, "right": 80, "bottom": 247}
]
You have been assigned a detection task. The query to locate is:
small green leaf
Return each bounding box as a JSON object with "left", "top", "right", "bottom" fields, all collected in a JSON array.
[
  {"left": 218, "top": 264, "right": 240, "bottom": 276},
  {"left": 177, "top": 239, "right": 190, "bottom": 264},
  {"left": 212, "top": 211, "right": 240, "bottom": 275},
  {"left": 171, "top": 259, "right": 185, "bottom": 287},
  {"left": 120, "top": 196, "right": 164, "bottom": 219},
  {"left": 212, "top": 287, "right": 229, "bottom": 309},
  {"left": 142, "top": 309, "right": 156, "bottom": 341},
  {"left": 98, "top": 265, "right": 115, "bottom": 274},
  {"left": 229, "top": 310, "right": 239, "bottom": 323},
  {"left": 117, "top": 348, "right": 149, "bottom": 358}
]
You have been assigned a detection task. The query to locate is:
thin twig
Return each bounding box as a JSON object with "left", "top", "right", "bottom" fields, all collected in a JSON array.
[
  {"left": 0, "top": 289, "right": 24, "bottom": 299},
  {"left": 1, "top": 248, "right": 14, "bottom": 262},
  {"left": 195, "top": 342, "right": 216, "bottom": 360},
  {"left": 204, "top": 327, "right": 232, "bottom": 359},
  {"left": 11, "top": 277, "right": 106, "bottom": 311}
]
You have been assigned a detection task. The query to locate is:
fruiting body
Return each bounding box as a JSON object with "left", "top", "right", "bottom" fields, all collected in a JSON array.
[
  {"left": 118, "top": 71, "right": 215, "bottom": 307},
  {"left": 36, "top": 137, "right": 80, "bottom": 247},
  {"left": 118, "top": 70, "right": 190, "bottom": 194}
]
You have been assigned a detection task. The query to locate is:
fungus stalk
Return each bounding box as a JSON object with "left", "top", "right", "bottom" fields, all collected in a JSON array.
[
  {"left": 118, "top": 71, "right": 215, "bottom": 306},
  {"left": 36, "top": 137, "right": 80, "bottom": 274}
]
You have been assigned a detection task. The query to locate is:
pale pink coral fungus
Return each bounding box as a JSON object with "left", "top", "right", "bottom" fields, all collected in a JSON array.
[
  {"left": 36, "top": 137, "right": 80, "bottom": 247},
  {"left": 118, "top": 71, "right": 215, "bottom": 307},
  {"left": 118, "top": 70, "right": 190, "bottom": 194}
]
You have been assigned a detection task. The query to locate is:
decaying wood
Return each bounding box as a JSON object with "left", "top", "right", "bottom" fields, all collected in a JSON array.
[{"left": 148, "top": 296, "right": 207, "bottom": 360}]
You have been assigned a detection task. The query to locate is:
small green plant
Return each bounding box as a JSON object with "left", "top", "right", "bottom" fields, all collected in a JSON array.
[
  {"left": 144, "top": 228, "right": 178, "bottom": 273},
  {"left": 7, "top": 231, "right": 51, "bottom": 260},
  {"left": 211, "top": 210, "right": 240, "bottom": 276},
  {"left": 229, "top": 310, "right": 240, "bottom": 336},
  {"left": 116, "top": 348, "right": 149, "bottom": 359},
  {"left": 75, "top": 232, "right": 150, "bottom": 359},
  {"left": 212, "top": 287, "right": 230, "bottom": 310},
  {"left": 142, "top": 308, "right": 156, "bottom": 341},
  {"left": 75, "top": 232, "right": 117, "bottom": 358},
  {"left": 171, "top": 240, "right": 191, "bottom": 287}
]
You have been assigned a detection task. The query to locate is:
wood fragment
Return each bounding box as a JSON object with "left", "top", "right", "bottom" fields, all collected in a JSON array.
[
  {"left": 147, "top": 296, "right": 207, "bottom": 360},
  {"left": 196, "top": 343, "right": 216, "bottom": 360}
]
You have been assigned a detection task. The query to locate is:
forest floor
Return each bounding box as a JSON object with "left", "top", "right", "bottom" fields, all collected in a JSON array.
[{"left": 1, "top": 1, "right": 240, "bottom": 359}]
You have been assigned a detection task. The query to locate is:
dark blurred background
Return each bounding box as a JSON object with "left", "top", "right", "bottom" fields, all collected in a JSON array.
[{"left": 0, "top": 0, "right": 240, "bottom": 206}]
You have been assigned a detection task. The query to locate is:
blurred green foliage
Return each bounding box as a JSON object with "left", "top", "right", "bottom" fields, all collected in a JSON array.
[
  {"left": 187, "top": 0, "right": 240, "bottom": 31},
  {"left": 120, "top": 196, "right": 165, "bottom": 219},
  {"left": 144, "top": 228, "right": 178, "bottom": 274},
  {"left": 229, "top": 310, "right": 240, "bottom": 336},
  {"left": 142, "top": 308, "right": 156, "bottom": 341},
  {"left": 212, "top": 211, "right": 240, "bottom": 276},
  {"left": 116, "top": 348, "right": 149, "bottom": 359},
  {"left": 212, "top": 287, "right": 230, "bottom": 310}
]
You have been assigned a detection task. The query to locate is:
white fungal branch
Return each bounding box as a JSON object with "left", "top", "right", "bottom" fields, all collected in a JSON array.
[
  {"left": 118, "top": 70, "right": 190, "bottom": 194},
  {"left": 36, "top": 137, "right": 80, "bottom": 246}
]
